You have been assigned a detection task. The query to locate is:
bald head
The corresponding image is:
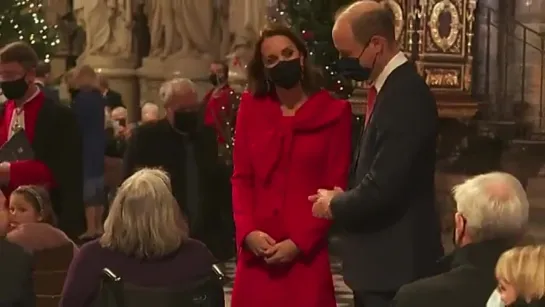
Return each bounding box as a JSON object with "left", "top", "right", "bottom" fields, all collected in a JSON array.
[
  {"left": 141, "top": 102, "right": 159, "bottom": 123},
  {"left": 334, "top": 0, "right": 395, "bottom": 46}
]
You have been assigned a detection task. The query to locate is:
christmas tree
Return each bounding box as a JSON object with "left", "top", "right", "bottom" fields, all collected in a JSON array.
[
  {"left": 0, "top": 0, "right": 58, "bottom": 61},
  {"left": 274, "top": 0, "right": 355, "bottom": 99}
]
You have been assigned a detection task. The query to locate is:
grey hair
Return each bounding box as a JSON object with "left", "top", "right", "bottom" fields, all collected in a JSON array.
[
  {"left": 453, "top": 172, "right": 529, "bottom": 242},
  {"left": 100, "top": 168, "right": 189, "bottom": 258},
  {"left": 350, "top": 3, "right": 396, "bottom": 45},
  {"left": 158, "top": 78, "right": 197, "bottom": 104}
]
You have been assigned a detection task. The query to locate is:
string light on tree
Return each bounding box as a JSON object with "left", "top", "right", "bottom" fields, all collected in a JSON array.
[{"left": 0, "top": 0, "right": 59, "bottom": 61}]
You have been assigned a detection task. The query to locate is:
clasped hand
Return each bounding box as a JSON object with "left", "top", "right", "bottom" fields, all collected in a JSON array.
[{"left": 245, "top": 231, "right": 299, "bottom": 264}]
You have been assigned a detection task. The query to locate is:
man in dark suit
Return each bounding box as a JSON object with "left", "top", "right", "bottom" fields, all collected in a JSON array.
[
  {"left": 123, "top": 78, "right": 233, "bottom": 262},
  {"left": 98, "top": 75, "right": 124, "bottom": 111},
  {"left": 34, "top": 61, "right": 60, "bottom": 103},
  {"left": 310, "top": 2, "right": 443, "bottom": 307},
  {"left": 0, "top": 42, "right": 83, "bottom": 238}
]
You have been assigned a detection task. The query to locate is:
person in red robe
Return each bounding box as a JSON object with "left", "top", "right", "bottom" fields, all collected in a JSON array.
[
  {"left": 203, "top": 61, "right": 235, "bottom": 145},
  {"left": 0, "top": 42, "right": 83, "bottom": 238},
  {"left": 230, "top": 25, "right": 352, "bottom": 307}
]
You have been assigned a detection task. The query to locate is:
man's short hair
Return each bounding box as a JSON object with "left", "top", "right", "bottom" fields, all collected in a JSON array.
[
  {"left": 212, "top": 60, "right": 229, "bottom": 77},
  {"left": 453, "top": 172, "right": 529, "bottom": 242},
  {"left": 159, "top": 78, "right": 197, "bottom": 104},
  {"left": 36, "top": 61, "right": 51, "bottom": 78},
  {"left": 0, "top": 42, "right": 39, "bottom": 70},
  {"left": 351, "top": 3, "right": 396, "bottom": 45}
]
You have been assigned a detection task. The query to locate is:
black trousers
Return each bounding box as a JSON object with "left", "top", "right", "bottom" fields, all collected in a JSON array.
[{"left": 353, "top": 290, "right": 397, "bottom": 307}]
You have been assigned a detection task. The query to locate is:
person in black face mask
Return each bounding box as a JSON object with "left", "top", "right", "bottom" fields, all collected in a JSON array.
[
  {"left": 203, "top": 61, "right": 235, "bottom": 146},
  {"left": 123, "top": 77, "right": 234, "bottom": 263},
  {"left": 311, "top": 2, "right": 442, "bottom": 307},
  {"left": 230, "top": 24, "right": 354, "bottom": 307},
  {"left": 393, "top": 172, "right": 529, "bottom": 307},
  {"left": 0, "top": 41, "right": 83, "bottom": 239}
]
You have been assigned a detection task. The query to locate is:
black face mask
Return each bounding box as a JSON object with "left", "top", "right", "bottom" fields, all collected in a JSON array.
[
  {"left": 337, "top": 44, "right": 379, "bottom": 82},
  {"left": 173, "top": 111, "right": 200, "bottom": 133},
  {"left": 267, "top": 58, "right": 302, "bottom": 89},
  {"left": 69, "top": 88, "right": 80, "bottom": 99},
  {"left": 1, "top": 76, "right": 29, "bottom": 100},
  {"left": 209, "top": 74, "right": 225, "bottom": 86}
]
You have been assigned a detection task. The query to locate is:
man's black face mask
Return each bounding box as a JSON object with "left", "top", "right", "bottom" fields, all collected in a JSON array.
[{"left": 173, "top": 110, "right": 200, "bottom": 133}]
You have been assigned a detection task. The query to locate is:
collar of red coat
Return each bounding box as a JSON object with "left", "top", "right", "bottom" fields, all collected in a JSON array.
[{"left": 242, "top": 89, "right": 348, "bottom": 131}]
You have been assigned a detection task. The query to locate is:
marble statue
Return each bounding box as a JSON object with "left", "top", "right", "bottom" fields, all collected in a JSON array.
[
  {"left": 74, "top": 0, "right": 135, "bottom": 60},
  {"left": 222, "top": 0, "right": 272, "bottom": 81},
  {"left": 146, "top": 0, "right": 218, "bottom": 60}
]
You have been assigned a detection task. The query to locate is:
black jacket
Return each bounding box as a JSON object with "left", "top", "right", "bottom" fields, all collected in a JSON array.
[
  {"left": 0, "top": 98, "right": 83, "bottom": 238},
  {"left": 330, "top": 62, "right": 444, "bottom": 291},
  {"left": 123, "top": 119, "right": 233, "bottom": 261},
  {"left": 392, "top": 239, "right": 514, "bottom": 307},
  {"left": 0, "top": 239, "right": 34, "bottom": 307}
]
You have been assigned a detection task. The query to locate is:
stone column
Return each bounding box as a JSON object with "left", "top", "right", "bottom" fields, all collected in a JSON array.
[
  {"left": 74, "top": 0, "right": 139, "bottom": 120},
  {"left": 514, "top": 0, "right": 545, "bottom": 132}
]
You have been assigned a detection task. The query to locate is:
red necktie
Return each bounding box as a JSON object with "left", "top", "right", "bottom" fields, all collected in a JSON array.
[{"left": 364, "top": 86, "right": 377, "bottom": 126}]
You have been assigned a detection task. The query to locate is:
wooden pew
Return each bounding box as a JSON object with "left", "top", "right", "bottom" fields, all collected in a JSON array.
[{"left": 33, "top": 244, "right": 74, "bottom": 307}]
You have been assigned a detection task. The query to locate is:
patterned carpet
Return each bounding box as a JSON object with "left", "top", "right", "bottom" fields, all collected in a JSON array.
[{"left": 222, "top": 257, "right": 354, "bottom": 306}]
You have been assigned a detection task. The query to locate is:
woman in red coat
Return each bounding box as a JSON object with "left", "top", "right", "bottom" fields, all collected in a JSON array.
[{"left": 231, "top": 24, "right": 352, "bottom": 307}]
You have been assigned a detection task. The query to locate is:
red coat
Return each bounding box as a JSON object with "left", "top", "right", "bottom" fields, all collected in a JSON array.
[
  {"left": 231, "top": 90, "right": 352, "bottom": 307},
  {"left": 203, "top": 85, "right": 234, "bottom": 144}
]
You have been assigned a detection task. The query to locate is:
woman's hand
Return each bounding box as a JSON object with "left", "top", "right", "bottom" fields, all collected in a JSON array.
[
  {"left": 264, "top": 239, "right": 300, "bottom": 265},
  {"left": 245, "top": 230, "right": 276, "bottom": 256}
]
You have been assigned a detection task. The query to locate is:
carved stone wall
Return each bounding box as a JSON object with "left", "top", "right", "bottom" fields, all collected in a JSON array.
[{"left": 514, "top": 0, "right": 545, "bottom": 133}]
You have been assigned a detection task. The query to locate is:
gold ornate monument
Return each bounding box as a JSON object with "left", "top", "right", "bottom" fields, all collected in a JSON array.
[{"left": 354, "top": 0, "right": 479, "bottom": 119}]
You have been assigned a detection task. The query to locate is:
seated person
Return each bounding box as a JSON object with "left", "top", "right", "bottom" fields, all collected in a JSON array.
[
  {"left": 60, "top": 168, "right": 217, "bottom": 307},
  {"left": 393, "top": 172, "right": 530, "bottom": 307},
  {"left": 492, "top": 245, "right": 545, "bottom": 307},
  {"left": 6, "top": 185, "right": 76, "bottom": 253},
  {"left": 0, "top": 207, "right": 34, "bottom": 307}
]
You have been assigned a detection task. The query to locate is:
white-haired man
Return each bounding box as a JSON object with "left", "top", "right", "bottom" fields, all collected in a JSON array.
[
  {"left": 393, "top": 172, "right": 530, "bottom": 307},
  {"left": 123, "top": 78, "right": 234, "bottom": 262},
  {"left": 141, "top": 102, "right": 159, "bottom": 123}
]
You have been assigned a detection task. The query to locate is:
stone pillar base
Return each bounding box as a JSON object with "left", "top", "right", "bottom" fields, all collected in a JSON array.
[{"left": 82, "top": 55, "right": 138, "bottom": 120}]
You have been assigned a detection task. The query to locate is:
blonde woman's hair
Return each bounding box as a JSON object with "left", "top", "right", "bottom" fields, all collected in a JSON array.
[
  {"left": 495, "top": 245, "right": 545, "bottom": 300},
  {"left": 73, "top": 65, "right": 98, "bottom": 89},
  {"left": 100, "top": 168, "right": 189, "bottom": 258}
]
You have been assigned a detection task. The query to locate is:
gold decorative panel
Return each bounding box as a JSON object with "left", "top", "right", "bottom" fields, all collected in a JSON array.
[
  {"left": 380, "top": 0, "right": 409, "bottom": 51},
  {"left": 423, "top": 0, "right": 466, "bottom": 58}
]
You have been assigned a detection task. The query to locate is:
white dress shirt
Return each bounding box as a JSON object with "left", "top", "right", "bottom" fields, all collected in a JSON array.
[{"left": 373, "top": 51, "right": 408, "bottom": 93}]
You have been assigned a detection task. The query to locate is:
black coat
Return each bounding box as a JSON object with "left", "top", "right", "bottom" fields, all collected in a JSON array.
[
  {"left": 330, "top": 62, "right": 444, "bottom": 291},
  {"left": 0, "top": 98, "right": 83, "bottom": 238},
  {"left": 392, "top": 239, "right": 514, "bottom": 307},
  {"left": 0, "top": 239, "right": 34, "bottom": 307},
  {"left": 123, "top": 119, "right": 233, "bottom": 261}
]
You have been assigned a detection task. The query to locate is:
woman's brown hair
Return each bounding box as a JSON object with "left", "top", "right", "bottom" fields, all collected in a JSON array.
[
  {"left": 247, "top": 23, "right": 324, "bottom": 98},
  {"left": 12, "top": 185, "right": 57, "bottom": 226}
]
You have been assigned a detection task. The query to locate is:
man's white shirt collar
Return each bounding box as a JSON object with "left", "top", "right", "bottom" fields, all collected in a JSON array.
[{"left": 373, "top": 51, "right": 407, "bottom": 93}]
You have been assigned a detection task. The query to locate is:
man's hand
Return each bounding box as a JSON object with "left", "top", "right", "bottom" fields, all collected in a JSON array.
[
  {"left": 309, "top": 187, "right": 343, "bottom": 219},
  {"left": 264, "top": 239, "right": 299, "bottom": 265},
  {"left": 244, "top": 230, "right": 276, "bottom": 256},
  {"left": 0, "top": 162, "right": 11, "bottom": 185}
]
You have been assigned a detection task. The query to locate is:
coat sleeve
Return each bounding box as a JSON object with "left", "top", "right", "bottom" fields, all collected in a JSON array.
[
  {"left": 290, "top": 101, "right": 352, "bottom": 255},
  {"left": 231, "top": 93, "right": 256, "bottom": 252},
  {"left": 330, "top": 86, "right": 437, "bottom": 228},
  {"left": 122, "top": 126, "right": 142, "bottom": 179},
  {"left": 45, "top": 105, "right": 83, "bottom": 237}
]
